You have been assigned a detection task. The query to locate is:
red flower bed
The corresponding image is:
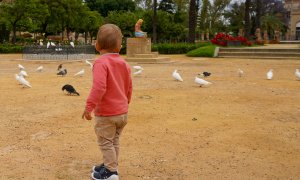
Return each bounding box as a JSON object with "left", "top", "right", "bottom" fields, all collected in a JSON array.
[{"left": 211, "top": 33, "right": 252, "bottom": 46}]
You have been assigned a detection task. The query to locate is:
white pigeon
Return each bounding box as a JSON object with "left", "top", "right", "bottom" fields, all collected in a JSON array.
[
  {"left": 132, "top": 65, "right": 144, "bottom": 75},
  {"left": 172, "top": 70, "right": 183, "bottom": 82},
  {"left": 50, "top": 42, "right": 56, "bottom": 46},
  {"left": 238, "top": 68, "right": 244, "bottom": 77},
  {"left": 39, "top": 41, "right": 43, "bottom": 46},
  {"left": 74, "top": 69, "right": 85, "bottom": 77},
  {"left": 85, "top": 59, "right": 93, "bottom": 68},
  {"left": 267, "top": 69, "right": 273, "bottom": 80},
  {"left": 70, "top": 41, "right": 75, "bottom": 48},
  {"left": 18, "top": 64, "right": 25, "bottom": 70},
  {"left": 295, "top": 69, "right": 300, "bottom": 80},
  {"left": 195, "top": 76, "right": 212, "bottom": 87},
  {"left": 133, "top": 69, "right": 143, "bottom": 75},
  {"left": 15, "top": 74, "right": 21, "bottom": 84},
  {"left": 15, "top": 74, "right": 31, "bottom": 88},
  {"left": 36, "top": 66, "right": 43, "bottom": 72},
  {"left": 133, "top": 66, "right": 144, "bottom": 71},
  {"left": 19, "top": 70, "right": 28, "bottom": 77},
  {"left": 47, "top": 42, "right": 50, "bottom": 48}
]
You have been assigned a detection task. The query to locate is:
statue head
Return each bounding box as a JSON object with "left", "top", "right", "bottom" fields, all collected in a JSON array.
[{"left": 137, "top": 19, "right": 144, "bottom": 25}]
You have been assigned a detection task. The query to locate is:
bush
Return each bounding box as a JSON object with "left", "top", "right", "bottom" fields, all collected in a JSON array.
[
  {"left": 153, "top": 42, "right": 210, "bottom": 54},
  {"left": 186, "top": 45, "right": 217, "bottom": 57},
  {"left": 0, "top": 44, "right": 24, "bottom": 53},
  {"left": 211, "top": 33, "right": 252, "bottom": 46},
  {"left": 15, "top": 36, "right": 35, "bottom": 44}
]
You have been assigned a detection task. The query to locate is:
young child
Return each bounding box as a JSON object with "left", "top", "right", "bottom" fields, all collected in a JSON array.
[
  {"left": 82, "top": 24, "right": 132, "bottom": 180},
  {"left": 134, "top": 19, "right": 147, "bottom": 38}
]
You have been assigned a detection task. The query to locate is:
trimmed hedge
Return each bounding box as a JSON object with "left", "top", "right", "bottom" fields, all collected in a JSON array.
[
  {"left": 0, "top": 44, "right": 24, "bottom": 53},
  {"left": 152, "top": 42, "right": 210, "bottom": 54},
  {"left": 186, "top": 45, "right": 217, "bottom": 57}
]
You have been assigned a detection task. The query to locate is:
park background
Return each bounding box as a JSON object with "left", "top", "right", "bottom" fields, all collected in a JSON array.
[{"left": 0, "top": 0, "right": 300, "bottom": 179}]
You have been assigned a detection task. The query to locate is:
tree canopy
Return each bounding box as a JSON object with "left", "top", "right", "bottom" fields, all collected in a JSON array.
[{"left": 0, "top": 0, "right": 289, "bottom": 44}]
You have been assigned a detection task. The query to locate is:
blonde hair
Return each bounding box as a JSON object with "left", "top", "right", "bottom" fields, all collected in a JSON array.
[
  {"left": 137, "top": 19, "right": 143, "bottom": 24},
  {"left": 96, "top": 24, "right": 123, "bottom": 52}
]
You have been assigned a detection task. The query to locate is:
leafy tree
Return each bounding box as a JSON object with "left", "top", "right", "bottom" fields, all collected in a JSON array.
[
  {"left": 0, "top": 0, "right": 38, "bottom": 44},
  {"left": 133, "top": 0, "right": 153, "bottom": 10},
  {"left": 0, "top": 19, "right": 10, "bottom": 43},
  {"left": 173, "top": 0, "right": 189, "bottom": 12},
  {"left": 260, "top": 0, "right": 288, "bottom": 30},
  {"left": 224, "top": 2, "right": 245, "bottom": 35},
  {"left": 261, "top": 14, "right": 284, "bottom": 36},
  {"left": 85, "top": 0, "right": 136, "bottom": 17},
  {"left": 209, "top": 0, "right": 231, "bottom": 26},
  {"left": 208, "top": 0, "right": 231, "bottom": 34},
  {"left": 198, "top": 0, "right": 210, "bottom": 32},
  {"left": 142, "top": 10, "right": 186, "bottom": 42},
  {"left": 64, "top": 0, "right": 85, "bottom": 40},
  {"left": 75, "top": 6, "right": 103, "bottom": 43},
  {"left": 106, "top": 11, "right": 137, "bottom": 37},
  {"left": 28, "top": 0, "right": 49, "bottom": 38},
  {"left": 158, "top": 0, "right": 176, "bottom": 14}
]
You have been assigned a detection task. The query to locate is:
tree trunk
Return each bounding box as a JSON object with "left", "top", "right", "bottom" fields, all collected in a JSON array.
[
  {"left": 12, "top": 25, "right": 17, "bottom": 44},
  {"left": 89, "top": 32, "right": 93, "bottom": 44},
  {"left": 256, "top": 0, "right": 261, "bottom": 29},
  {"left": 244, "top": 0, "right": 251, "bottom": 38},
  {"left": 67, "top": 28, "right": 70, "bottom": 41},
  {"left": 86, "top": 31, "right": 89, "bottom": 44},
  {"left": 188, "top": 0, "right": 196, "bottom": 43},
  {"left": 75, "top": 32, "right": 79, "bottom": 42},
  {"left": 152, "top": 0, "right": 157, "bottom": 43}
]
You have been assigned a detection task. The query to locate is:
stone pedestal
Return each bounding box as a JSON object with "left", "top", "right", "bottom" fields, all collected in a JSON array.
[
  {"left": 126, "top": 38, "right": 151, "bottom": 57},
  {"left": 126, "top": 38, "right": 170, "bottom": 63}
]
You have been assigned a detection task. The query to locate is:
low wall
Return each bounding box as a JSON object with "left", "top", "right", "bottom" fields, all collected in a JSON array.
[{"left": 22, "top": 45, "right": 95, "bottom": 60}]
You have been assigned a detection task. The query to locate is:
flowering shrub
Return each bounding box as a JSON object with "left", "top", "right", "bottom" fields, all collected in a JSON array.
[{"left": 211, "top": 33, "right": 252, "bottom": 46}]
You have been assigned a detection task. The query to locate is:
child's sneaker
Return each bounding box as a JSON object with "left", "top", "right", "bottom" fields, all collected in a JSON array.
[
  {"left": 92, "top": 163, "right": 104, "bottom": 173},
  {"left": 91, "top": 167, "right": 119, "bottom": 180}
]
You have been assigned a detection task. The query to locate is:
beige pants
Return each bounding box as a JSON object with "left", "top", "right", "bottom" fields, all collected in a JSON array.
[{"left": 94, "top": 114, "right": 128, "bottom": 172}]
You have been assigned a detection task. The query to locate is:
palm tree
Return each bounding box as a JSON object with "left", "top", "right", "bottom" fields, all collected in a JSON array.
[
  {"left": 153, "top": 0, "right": 157, "bottom": 43},
  {"left": 244, "top": 0, "right": 251, "bottom": 38},
  {"left": 188, "top": 0, "right": 196, "bottom": 43},
  {"left": 261, "top": 14, "right": 284, "bottom": 35},
  {"left": 256, "top": 0, "right": 261, "bottom": 28}
]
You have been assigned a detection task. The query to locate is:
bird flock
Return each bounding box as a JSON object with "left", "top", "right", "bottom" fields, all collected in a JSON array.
[
  {"left": 133, "top": 65, "right": 300, "bottom": 87},
  {"left": 13, "top": 59, "right": 94, "bottom": 95},
  {"left": 13, "top": 61, "right": 300, "bottom": 92}
]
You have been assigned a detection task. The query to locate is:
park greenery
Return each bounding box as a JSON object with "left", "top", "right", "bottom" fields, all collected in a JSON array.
[{"left": 0, "top": 0, "right": 288, "bottom": 57}]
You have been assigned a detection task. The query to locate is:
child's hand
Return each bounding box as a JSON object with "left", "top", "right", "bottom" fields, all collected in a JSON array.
[{"left": 82, "top": 109, "right": 92, "bottom": 120}]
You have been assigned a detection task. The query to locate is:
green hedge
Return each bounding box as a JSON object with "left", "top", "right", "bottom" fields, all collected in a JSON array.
[
  {"left": 0, "top": 44, "right": 24, "bottom": 53},
  {"left": 186, "top": 45, "right": 217, "bottom": 57},
  {"left": 152, "top": 42, "right": 210, "bottom": 54}
]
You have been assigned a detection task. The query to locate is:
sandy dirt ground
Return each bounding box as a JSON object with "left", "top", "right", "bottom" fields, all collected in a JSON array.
[{"left": 0, "top": 54, "right": 299, "bottom": 180}]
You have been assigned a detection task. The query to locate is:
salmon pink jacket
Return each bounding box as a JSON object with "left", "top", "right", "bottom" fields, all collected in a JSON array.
[{"left": 85, "top": 53, "right": 132, "bottom": 116}]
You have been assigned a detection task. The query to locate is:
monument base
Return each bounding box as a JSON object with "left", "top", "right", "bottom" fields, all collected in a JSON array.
[{"left": 126, "top": 38, "right": 170, "bottom": 63}]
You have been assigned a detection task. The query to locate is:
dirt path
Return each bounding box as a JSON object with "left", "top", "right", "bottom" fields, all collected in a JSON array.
[{"left": 0, "top": 54, "right": 299, "bottom": 179}]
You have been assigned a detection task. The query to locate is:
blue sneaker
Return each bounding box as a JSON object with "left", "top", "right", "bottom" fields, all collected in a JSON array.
[
  {"left": 92, "top": 163, "right": 104, "bottom": 173},
  {"left": 91, "top": 167, "right": 119, "bottom": 180}
]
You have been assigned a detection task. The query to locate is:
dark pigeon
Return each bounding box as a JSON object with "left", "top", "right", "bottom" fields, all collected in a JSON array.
[
  {"left": 62, "top": 84, "right": 80, "bottom": 96},
  {"left": 202, "top": 72, "right": 211, "bottom": 77},
  {"left": 57, "top": 69, "right": 67, "bottom": 76},
  {"left": 57, "top": 64, "right": 63, "bottom": 71}
]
